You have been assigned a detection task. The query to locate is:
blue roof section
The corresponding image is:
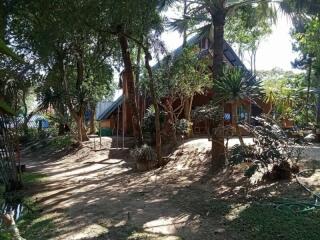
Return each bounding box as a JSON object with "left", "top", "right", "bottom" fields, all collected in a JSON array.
[{"left": 97, "top": 94, "right": 124, "bottom": 121}]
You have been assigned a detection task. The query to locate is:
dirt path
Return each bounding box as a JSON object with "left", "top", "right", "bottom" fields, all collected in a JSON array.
[
  {"left": 21, "top": 137, "right": 320, "bottom": 240},
  {"left": 21, "top": 137, "right": 228, "bottom": 239}
]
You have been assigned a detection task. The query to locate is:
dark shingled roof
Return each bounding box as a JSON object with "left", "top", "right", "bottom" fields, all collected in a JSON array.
[{"left": 98, "top": 36, "right": 254, "bottom": 120}]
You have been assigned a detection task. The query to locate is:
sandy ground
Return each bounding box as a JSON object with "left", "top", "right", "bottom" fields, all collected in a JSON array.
[{"left": 21, "top": 137, "right": 320, "bottom": 240}]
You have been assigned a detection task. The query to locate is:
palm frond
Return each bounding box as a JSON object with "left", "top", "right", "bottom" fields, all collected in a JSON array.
[
  {"left": 214, "top": 67, "right": 261, "bottom": 103},
  {"left": 0, "top": 99, "right": 15, "bottom": 115},
  {"left": 0, "top": 39, "right": 23, "bottom": 62},
  {"left": 158, "top": 0, "right": 176, "bottom": 11}
]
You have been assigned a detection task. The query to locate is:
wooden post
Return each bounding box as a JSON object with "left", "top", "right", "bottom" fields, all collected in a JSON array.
[
  {"left": 99, "top": 121, "right": 102, "bottom": 149},
  {"left": 117, "top": 105, "right": 120, "bottom": 148}
]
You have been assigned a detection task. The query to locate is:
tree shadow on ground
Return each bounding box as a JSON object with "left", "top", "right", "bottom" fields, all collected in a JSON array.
[{"left": 20, "top": 137, "right": 320, "bottom": 240}]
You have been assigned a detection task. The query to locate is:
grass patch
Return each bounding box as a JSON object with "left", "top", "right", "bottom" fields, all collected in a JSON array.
[
  {"left": 229, "top": 202, "right": 320, "bottom": 240},
  {"left": 1, "top": 172, "right": 56, "bottom": 240},
  {"left": 18, "top": 204, "right": 56, "bottom": 239},
  {"left": 49, "top": 135, "right": 73, "bottom": 149},
  {"left": 22, "top": 172, "right": 46, "bottom": 185}
]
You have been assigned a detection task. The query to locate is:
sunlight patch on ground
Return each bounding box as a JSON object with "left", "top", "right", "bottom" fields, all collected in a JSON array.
[
  {"left": 225, "top": 203, "right": 251, "bottom": 221},
  {"left": 58, "top": 224, "right": 108, "bottom": 240},
  {"left": 128, "top": 232, "right": 182, "bottom": 240},
  {"left": 143, "top": 215, "right": 190, "bottom": 235},
  {"left": 180, "top": 137, "right": 254, "bottom": 150}
]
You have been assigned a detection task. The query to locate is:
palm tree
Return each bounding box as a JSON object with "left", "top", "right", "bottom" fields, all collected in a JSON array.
[
  {"left": 166, "top": 0, "right": 275, "bottom": 168},
  {"left": 165, "top": 0, "right": 318, "bottom": 169},
  {"left": 214, "top": 67, "right": 260, "bottom": 146}
]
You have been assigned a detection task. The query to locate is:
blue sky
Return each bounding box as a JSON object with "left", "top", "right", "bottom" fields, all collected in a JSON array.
[{"left": 161, "top": 11, "right": 301, "bottom": 72}]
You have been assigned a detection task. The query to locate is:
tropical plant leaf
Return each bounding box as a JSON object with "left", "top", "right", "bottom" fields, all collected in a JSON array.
[
  {"left": 0, "top": 99, "right": 15, "bottom": 115},
  {"left": 0, "top": 39, "right": 23, "bottom": 62}
]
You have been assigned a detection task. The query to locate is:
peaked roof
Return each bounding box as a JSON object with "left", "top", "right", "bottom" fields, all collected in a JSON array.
[
  {"left": 154, "top": 35, "right": 253, "bottom": 78},
  {"left": 97, "top": 36, "right": 254, "bottom": 121},
  {"left": 97, "top": 94, "right": 124, "bottom": 121}
]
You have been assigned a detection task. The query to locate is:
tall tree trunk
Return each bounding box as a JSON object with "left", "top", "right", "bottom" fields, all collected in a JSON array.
[
  {"left": 211, "top": 9, "right": 226, "bottom": 170},
  {"left": 89, "top": 107, "right": 96, "bottom": 134},
  {"left": 118, "top": 32, "right": 143, "bottom": 145},
  {"left": 305, "top": 59, "right": 312, "bottom": 125},
  {"left": 74, "top": 110, "right": 89, "bottom": 142},
  {"left": 182, "top": 0, "right": 188, "bottom": 47},
  {"left": 75, "top": 47, "right": 89, "bottom": 142},
  {"left": 136, "top": 45, "right": 142, "bottom": 121},
  {"left": 0, "top": 0, "right": 7, "bottom": 41},
  {"left": 317, "top": 89, "right": 320, "bottom": 126},
  {"left": 58, "top": 47, "right": 88, "bottom": 142},
  {"left": 144, "top": 47, "right": 162, "bottom": 165},
  {"left": 21, "top": 89, "right": 29, "bottom": 135}
]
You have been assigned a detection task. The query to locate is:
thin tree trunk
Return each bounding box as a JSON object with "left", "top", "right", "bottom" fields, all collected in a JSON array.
[
  {"left": 211, "top": 10, "right": 226, "bottom": 170},
  {"left": 253, "top": 48, "right": 257, "bottom": 75},
  {"left": 136, "top": 45, "right": 142, "bottom": 122},
  {"left": 21, "top": 90, "right": 29, "bottom": 135},
  {"left": 184, "top": 95, "right": 194, "bottom": 137},
  {"left": 182, "top": 0, "right": 188, "bottom": 47},
  {"left": 306, "top": 59, "right": 312, "bottom": 125},
  {"left": 317, "top": 90, "right": 320, "bottom": 126},
  {"left": 118, "top": 32, "right": 143, "bottom": 145},
  {"left": 144, "top": 47, "right": 162, "bottom": 165},
  {"left": 89, "top": 108, "right": 96, "bottom": 134},
  {"left": 75, "top": 47, "right": 89, "bottom": 142},
  {"left": 235, "top": 124, "right": 245, "bottom": 146},
  {"left": 165, "top": 98, "right": 178, "bottom": 146}
]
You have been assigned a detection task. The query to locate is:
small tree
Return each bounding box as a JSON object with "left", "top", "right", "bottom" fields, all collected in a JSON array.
[
  {"left": 213, "top": 67, "right": 260, "bottom": 146},
  {"left": 156, "top": 46, "right": 210, "bottom": 144}
]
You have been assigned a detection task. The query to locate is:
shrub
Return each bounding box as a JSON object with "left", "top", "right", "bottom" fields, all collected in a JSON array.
[
  {"left": 49, "top": 135, "right": 73, "bottom": 149},
  {"left": 142, "top": 106, "right": 165, "bottom": 136},
  {"left": 231, "top": 116, "right": 301, "bottom": 180},
  {"left": 175, "top": 119, "right": 193, "bottom": 136},
  {"left": 228, "top": 144, "right": 255, "bottom": 166},
  {"left": 130, "top": 144, "right": 157, "bottom": 171}
]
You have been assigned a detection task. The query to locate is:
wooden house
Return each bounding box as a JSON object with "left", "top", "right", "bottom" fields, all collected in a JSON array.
[{"left": 97, "top": 36, "right": 263, "bottom": 136}]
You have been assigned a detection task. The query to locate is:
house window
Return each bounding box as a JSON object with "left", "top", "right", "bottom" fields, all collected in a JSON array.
[
  {"left": 237, "top": 105, "right": 248, "bottom": 122},
  {"left": 224, "top": 113, "right": 231, "bottom": 121}
]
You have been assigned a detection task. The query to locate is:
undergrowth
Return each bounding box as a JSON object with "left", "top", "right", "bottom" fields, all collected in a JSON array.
[{"left": 0, "top": 172, "right": 56, "bottom": 240}]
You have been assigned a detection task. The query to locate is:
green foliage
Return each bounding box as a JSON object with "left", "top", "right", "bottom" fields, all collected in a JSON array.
[
  {"left": 259, "top": 69, "right": 312, "bottom": 123},
  {"left": 0, "top": 172, "right": 51, "bottom": 240},
  {"left": 225, "top": 3, "right": 275, "bottom": 64},
  {"left": 142, "top": 105, "right": 165, "bottom": 134},
  {"left": 175, "top": 119, "right": 192, "bottom": 135},
  {"left": 0, "top": 99, "right": 15, "bottom": 115},
  {"left": 154, "top": 46, "right": 210, "bottom": 100},
  {"left": 21, "top": 174, "right": 45, "bottom": 188},
  {"left": 240, "top": 116, "right": 300, "bottom": 179},
  {"left": 0, "top": 39, "right": 23, "bottom": 62},
  {"left": 214, "top": 67, "right": 261, "bottom": 103},
  {"left": 49, "top": 135, "right": 73, "bottom": 150},
  {"left": 228, "top": 144, "right": 255, "bottom": 166},
  {"left": 130, "top": 144, "right": 157, "bottom": 163},
  {"left": 229, "top": 203, "right": 320, "bottom": 240},
  {"left": 192, "top": 102, "right": 223, "bottom": 125}
]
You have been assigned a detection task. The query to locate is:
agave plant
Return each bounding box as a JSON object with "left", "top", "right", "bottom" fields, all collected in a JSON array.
[{"left": 213, "top": 67, "right": 261, "bottom": 145}]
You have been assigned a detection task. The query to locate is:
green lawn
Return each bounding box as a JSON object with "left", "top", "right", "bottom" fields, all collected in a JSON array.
[{"left": 229, "top": 202, "right": 320, "bottom": 240}]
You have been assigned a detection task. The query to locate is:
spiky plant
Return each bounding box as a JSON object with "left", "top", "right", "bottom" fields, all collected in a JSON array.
[
  {"left": 130, "top": 144, "right": 157, "bottom": 171},
  {"left": 213, "top": 67, "right": 261, "bottom": 145}
]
